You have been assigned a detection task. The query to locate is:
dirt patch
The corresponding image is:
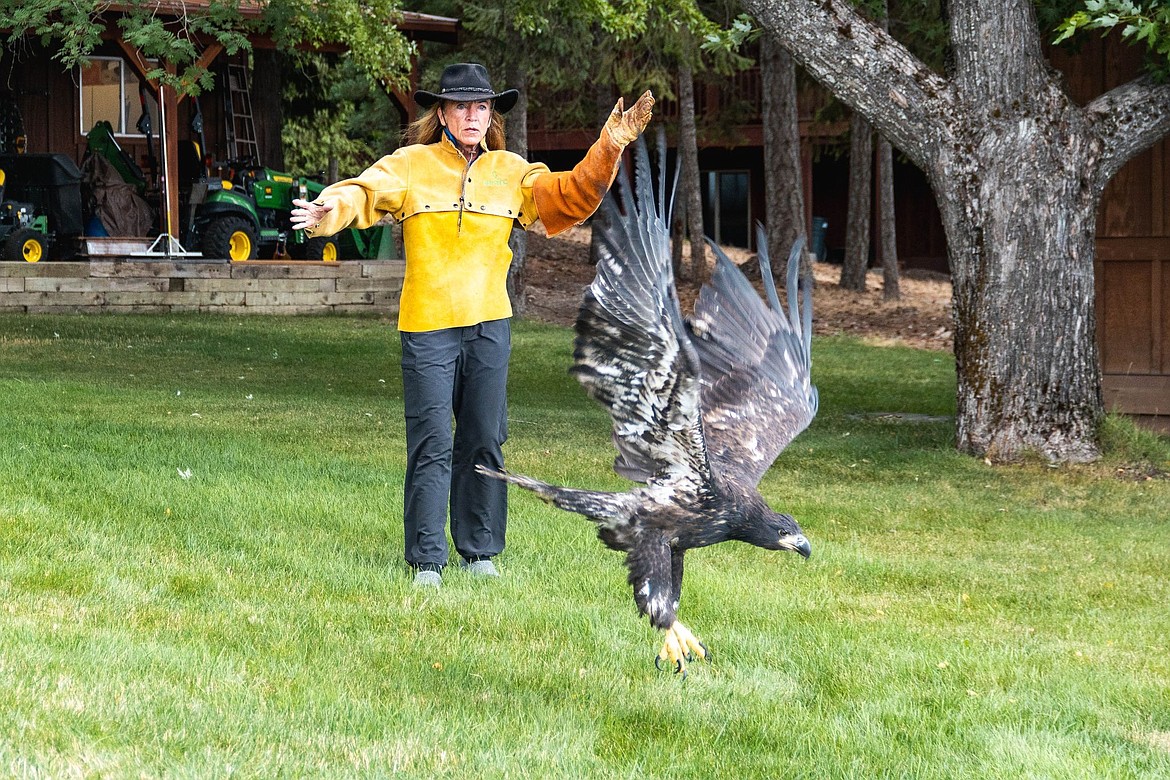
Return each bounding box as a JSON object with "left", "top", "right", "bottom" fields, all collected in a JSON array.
[
  {"left": 1112, "top": 463, "right": 1170, "bottom": 481},
  {"left": 522, "top": 225, "right": 954, "bottom": 352}
]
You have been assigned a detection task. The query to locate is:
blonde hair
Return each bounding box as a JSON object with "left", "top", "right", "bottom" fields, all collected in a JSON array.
[{"left": 404, "top": 103, "right": 508, "bottom": 150}]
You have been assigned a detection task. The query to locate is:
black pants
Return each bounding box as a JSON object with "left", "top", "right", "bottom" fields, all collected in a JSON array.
[{"left": 400, "top": 319, "right": 510, "bottom": 570}]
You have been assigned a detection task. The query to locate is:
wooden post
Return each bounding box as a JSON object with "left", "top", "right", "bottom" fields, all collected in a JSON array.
[{"left": 161, "top": 63, "right": 180, "bottom": 241}]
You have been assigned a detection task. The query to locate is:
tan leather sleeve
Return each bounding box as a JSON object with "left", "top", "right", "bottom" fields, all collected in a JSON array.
[
  {"left": 531, "top": 129, "right": 624, "bottom": 237},
  {"left": 306, "top": 151, "right": 409, "bottom": 237}
]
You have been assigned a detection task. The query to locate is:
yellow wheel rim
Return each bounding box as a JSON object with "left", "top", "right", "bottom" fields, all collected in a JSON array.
[
  {"left": 322, "top": 242, "right": 338, "bottom": 262},
  {"left": 22, "top": 238, "right": 42, "bottom": 263},
  {"left": 228, "top": 231, "right": 252, "bottom": 262}
]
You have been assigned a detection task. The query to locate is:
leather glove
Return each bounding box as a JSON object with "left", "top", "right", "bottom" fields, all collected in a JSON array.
[
  {"left": 604, "top": 90, "right": 655, "bottom": 146},
  {"left": 290, "top": 197, "right": 333, "bottom": 234}
]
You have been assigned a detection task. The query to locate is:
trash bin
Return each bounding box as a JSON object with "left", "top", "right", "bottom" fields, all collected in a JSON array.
[{"left": 811, "top": 216, "right": 828, "bottom": 262}]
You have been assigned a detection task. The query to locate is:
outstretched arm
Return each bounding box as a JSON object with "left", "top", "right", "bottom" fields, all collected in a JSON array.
[
  {"left": 532, "top": 90, "right": 654, "bottom": 236},
  {"left": 289, "top": 151, "right": 410, "bottom": 237}
]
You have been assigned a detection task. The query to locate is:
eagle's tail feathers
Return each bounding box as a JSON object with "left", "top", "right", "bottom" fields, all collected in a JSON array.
[{"left": 475, "top": 465, "right": 636, "bottom": 524}]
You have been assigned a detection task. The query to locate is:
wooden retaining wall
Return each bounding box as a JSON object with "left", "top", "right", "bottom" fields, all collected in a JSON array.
[{"left": 0, "top": 260, "right": 404, "bottom": 316}]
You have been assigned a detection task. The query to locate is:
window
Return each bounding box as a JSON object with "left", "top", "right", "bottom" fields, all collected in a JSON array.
[
  {"left": 79, "top": 57, "right": 157, "bottom": 136},
  {"left": 700, "top": 170, "right": 751, "bottom": 249}
]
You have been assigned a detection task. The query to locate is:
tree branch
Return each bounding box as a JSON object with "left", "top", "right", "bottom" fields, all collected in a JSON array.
[
  {"left": 742, "top": 0, "right": 954, "bottom": 169},
  {"left": 1087, "top": 74, "right": 1170, "bottom": 183}
]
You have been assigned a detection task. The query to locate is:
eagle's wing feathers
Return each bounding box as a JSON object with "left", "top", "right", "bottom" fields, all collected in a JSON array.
[
  {"left": 687, "top": 228, "right": 818, "bottom": 487},
  {"left": 570, "top": 141, "right": 711, "bottom": 489}
]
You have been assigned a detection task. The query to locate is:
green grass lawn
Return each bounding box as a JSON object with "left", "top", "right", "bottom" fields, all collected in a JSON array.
[{"left": 0, "top": 312, "right": 1167, "bottom": 779}]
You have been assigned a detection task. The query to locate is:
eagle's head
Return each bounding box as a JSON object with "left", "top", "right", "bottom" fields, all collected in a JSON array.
[{"left": 750, "top": 510, "right": 812, "bottom": 559}]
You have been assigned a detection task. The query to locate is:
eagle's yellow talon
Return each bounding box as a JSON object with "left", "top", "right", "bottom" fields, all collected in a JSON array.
[{"left": 656, "top": 621, "right": 707, "bottom": 677}]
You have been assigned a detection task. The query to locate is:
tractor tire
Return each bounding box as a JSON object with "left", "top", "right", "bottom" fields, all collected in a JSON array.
[
  {"left": 299, "top": 236, "right": 339, "bottom": 262},
  {"left": 202, "top": 216, "right": 258, "bottom": 261},
  {"left": 3, "top": 228, "right": 47, "bottom": 263}
]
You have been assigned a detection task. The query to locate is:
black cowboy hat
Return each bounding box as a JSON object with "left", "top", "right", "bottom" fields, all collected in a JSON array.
[{"left": 413, "top": 62, "right": 519, "bottom": 114}]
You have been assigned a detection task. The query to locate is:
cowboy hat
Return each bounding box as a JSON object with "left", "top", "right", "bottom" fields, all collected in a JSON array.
[{"left": 413, "top": 63, "right": 519, "bottom": 114}]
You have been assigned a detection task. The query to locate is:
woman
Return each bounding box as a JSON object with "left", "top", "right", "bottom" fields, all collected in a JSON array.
[{"left": 291, "top": 63, "right": 653, "bottom": 588}]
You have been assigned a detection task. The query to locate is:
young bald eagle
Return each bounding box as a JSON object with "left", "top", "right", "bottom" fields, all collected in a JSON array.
[{"left": 479, "top": 141, "right": 816, "bottom": 674}]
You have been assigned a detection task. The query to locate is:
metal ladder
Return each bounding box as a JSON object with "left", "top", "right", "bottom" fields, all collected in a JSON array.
[{"left": 224, "top": 60, "right": 259, "bottom": 162}]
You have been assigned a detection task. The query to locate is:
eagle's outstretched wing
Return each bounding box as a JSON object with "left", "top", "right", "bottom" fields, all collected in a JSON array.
[
  {"left": 569, "top": 141, "right": 712, "bottom": 489},
  {"left": 687, "top": 228, "right": 818, "bottom": 487}
]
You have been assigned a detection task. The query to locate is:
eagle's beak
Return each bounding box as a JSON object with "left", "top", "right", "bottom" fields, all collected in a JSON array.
[{"left": 781, "top": 533, "right": 812, "bottom": 559}]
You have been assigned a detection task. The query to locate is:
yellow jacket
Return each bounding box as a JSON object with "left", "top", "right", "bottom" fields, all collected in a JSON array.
[{"left": 307, "top": 130, "right": 623, "bottom": 332}]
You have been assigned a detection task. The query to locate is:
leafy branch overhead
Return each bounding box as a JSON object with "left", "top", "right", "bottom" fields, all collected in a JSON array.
[
  {"left": 0, "top": 0, "right": 417, "bottom": 96},
  {"left": 1056, "top": 0, "right": 1170, "bottom": 79}
]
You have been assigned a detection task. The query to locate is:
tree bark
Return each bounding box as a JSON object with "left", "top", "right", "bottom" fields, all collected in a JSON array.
[
  {"left": 877, "top": 135, "right": 899, "bottom": 300},
  {"left": 251, "top": 50, "right": 284, "bottom": 170},
  {"left": 877, "top": 3, "right": 900, "bottom": 301},
  {"left": 678, "top": 63, "right": 707, "bottom": 283},
  {"left": 742, "top": 0, "right": 1170, "bottom": 463},
  {"left": 760, "top": 31, "right": 807, "bottom": 265},
  {"left": 590, "top": 82, "right": 615, "bottom": 267},
  {"left": 505, "top": 56, "right": 529, "bottom": 318},
  {"left": 840, "top": 111, "right": 873, "bottom": 291},
  {"left": 671, "top": 200, "right": 686, "bottom": 279}
]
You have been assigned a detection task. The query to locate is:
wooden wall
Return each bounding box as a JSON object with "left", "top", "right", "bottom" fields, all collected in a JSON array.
[
  {"left": 5, "top": 39, "right": 232, "bottom": 202},
  {"left": 1050, "top": 38, "right": 1170, "bottom": 428}
]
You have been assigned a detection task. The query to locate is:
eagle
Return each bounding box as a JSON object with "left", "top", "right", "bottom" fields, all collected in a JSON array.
[{"left": 479, "top": 141, "right": 817, "bottom": 674}]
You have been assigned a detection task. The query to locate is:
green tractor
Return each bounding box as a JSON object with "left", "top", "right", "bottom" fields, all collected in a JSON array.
[
  {"left": 1, "top": 93, "right": 85, "bottom": 263},
  {"left": 0, "top": 165, "right": 47, "bottom": 262},
  {"left": 185, "top": 157, "right": 391, "bottom": 262},
  {"left": 86, "top": 100, "right": 391, "bottom": 263},
  {"left": 0, "top": 153, "right": 85, "bottom": 263}
]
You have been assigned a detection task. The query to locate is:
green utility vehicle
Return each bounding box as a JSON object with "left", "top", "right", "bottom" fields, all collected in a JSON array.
[
  {"left": 0, "top": 165, "right": 46, "bottom": 262},
  {"left": 186, "top": 158, "right": 392, "bottom": 262},
  {"left": 0, "top": 153, "right": 85, "bottom": 262},
  {"left": 87, "top": 118, "right": 392, "bottom": 262},
  {"left": 0, "top": 94, "right": 84, "bottom": 262}
]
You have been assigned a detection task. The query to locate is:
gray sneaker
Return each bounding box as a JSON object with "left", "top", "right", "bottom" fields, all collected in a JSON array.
[
  {"left": 412, "top": 569, "right": 442, "bottom": 588},
  {"left": 462, "top": 558, "right": 499, "bottom": 578}
]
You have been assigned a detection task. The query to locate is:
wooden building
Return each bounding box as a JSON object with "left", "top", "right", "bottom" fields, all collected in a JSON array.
[{"left": 1, "top": 3, "right": 458, "bottom": 252}]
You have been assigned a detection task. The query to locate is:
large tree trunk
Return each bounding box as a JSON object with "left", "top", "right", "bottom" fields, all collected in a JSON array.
[
  {"left": 933, "top": 110, "right": 1104, "bottom": 461},
  {"left": 743, "top": 0, "right": 1170, "bottom": 463},
  {"left": 918, "top": 2, "right": 1103, "bottom": 461},
  {"left": 678, "top": 63, "right": 707, "bottom": 283},
  {"left": 840, "top": 111, "right": 873, "bottom": 291},
  {"left": 760, "top": 31, "right": 807, "bottom": 261},
  {"left": 505, "top": 57, "right": 529, "bottom": 318}
]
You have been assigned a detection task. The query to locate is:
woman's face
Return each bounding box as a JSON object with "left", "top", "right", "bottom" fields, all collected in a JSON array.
[{"left": 439, "top": 100, "right": 492, "bottom": 149}]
